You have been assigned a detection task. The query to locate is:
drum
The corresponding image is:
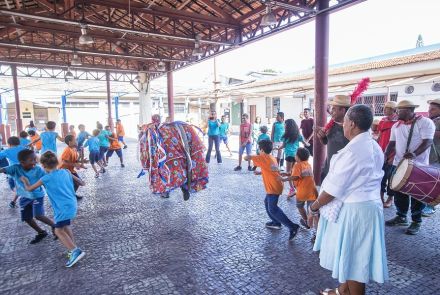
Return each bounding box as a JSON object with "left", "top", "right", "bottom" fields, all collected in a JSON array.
[{"left": 390, "top": 159, "right": 440, "bottom": 206}]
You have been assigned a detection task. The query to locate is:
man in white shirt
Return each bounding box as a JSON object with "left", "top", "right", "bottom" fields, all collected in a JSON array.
[{"left": 385, "top": 100, "right": 435, "bottom": 235}]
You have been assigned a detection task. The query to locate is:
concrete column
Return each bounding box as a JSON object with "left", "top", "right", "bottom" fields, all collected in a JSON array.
[
  {"left": 138, "top": 79, "right": 152, "bottom": 126},
  {"left": 166, "top": 62, "right": 174, "bottom": 122},
  {"left": 106, "top": 71, "right": 114, "bottom": 129},
  {"left": 313, "top": 0, "right": 330, "bottom": 185},
  {"left": 11, "top": 65, "right": 23, "bottom": 134}
]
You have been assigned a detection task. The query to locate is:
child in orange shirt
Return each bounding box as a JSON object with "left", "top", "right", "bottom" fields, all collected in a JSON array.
[
  {"left": 279, "top": 147, "right": 318, "bottom": 235},
  {"left": 116, "top": 119, "right": 127, "bottom": 149},
  {"left": 245, "top": 140, "right": 299, "bottom": 241},
  {"left": 28, "top": 130, "right": 42, "bottom": 153},
  {"left": 106, "top": 132, "right": 124, "bottom": 167},
  {"left": 59, "top": 135, "right": 83, "bottom": 200}
]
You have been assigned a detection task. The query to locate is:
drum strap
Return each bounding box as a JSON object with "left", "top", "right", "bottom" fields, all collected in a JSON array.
[{"left": 406, "top": 116, "right": 419, "bottom": 153}]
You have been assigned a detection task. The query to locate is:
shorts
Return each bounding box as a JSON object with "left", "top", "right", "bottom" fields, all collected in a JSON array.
[
  {"left": 107, "top": 149, "right": 122, "bottom": 158},
  {"left": 296, "top": 200, "right": 313, "bottom": 209},
  {"left": 89, "top": 150, "right": 100, "bottom": 164},
  {"left": 20, "top": 197, "right": 45, "bottom": 221},
  {"left": 118, "top": 136, "right": 124, "bottom": 142},
  {"left": 239, "top": 142, "right": 252, "bottom": 156},
  {"left": 219, "top": 136, "right": 228, "bottom": 144},
  {"left": 272, "top": 142, "right": 284, "bottom": 158},
  {"left": 285, "top": 156, "right": 296, "bottom": 163},
  {"left": 54, "top": 219, "right": 71, "bottom": 228},
  {"left": 99, "top": 146, "right": 109, "bottom": 160}
]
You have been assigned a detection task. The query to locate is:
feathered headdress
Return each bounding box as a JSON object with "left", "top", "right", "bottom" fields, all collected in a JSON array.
[{"left": 323, "top": 77, "right": 370, "bottom": 133}]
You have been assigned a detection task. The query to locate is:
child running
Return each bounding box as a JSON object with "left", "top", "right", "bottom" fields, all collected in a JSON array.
[
  {"left": 60, "top": 135, "right": 84, "bottom": 199},
  {"left": 76, "top": 124, "right": 91, "bottom": 165},
  {"left": 234, "top": 113, "right": 253, "bottom": 171},
  {"left": 279, "top": 147, "right": 318, "bottom": 238},
  {"left": 33, "top": 121, "right": 64, "bottom": 154},
  {"left": 97, "top": 125, "right": 113, "bottom": 167},
  {"left": 219, "top": 116, "right": 233, "bottom": 157},
  {"left": 28, "top": 130, "right": 42, "bottom": 153},
  {"left": 0, "top": 136, "right": 26, "bottom": 208},
  {"left": 0, "top": 149, "right": 56, "bottom": 243},
  {"left": 19, "top": 131, "right": 31, "bottom": 148},
  {"left": 21, "top": 151, "right": 86, "bottom": 267},
  {"left": 85, "top": 129, "right": 105, "bottom": 178},
  {"left": 252, "top": 125, "right": 270, "bottom": 171},
  {"left": 116, "top": 119, "right": 128, "bottom": 149},
  {"left": 245, "top": 140, "right": 299, "bottom": 241},
  {"left": 277, "top": 119, "right": 307, "bottom": 198},
  {"left": 106, "top": 132, "right": 125, "bottom": 167}
]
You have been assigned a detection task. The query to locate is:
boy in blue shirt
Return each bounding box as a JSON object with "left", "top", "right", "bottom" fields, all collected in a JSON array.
[
  {"left": 19, "top": 131, "right": 31, "bottom": 148},
  {"left": 77, "top": 124, "right": 91, "bottom": 165},
  {"left": 98, "top": 125, "right": 113, "bottom": 167},
  {"left": 21, "top": 151, "right": 85, "bottom": 268},
  {"left": 0, "top": 136, "right": 26, "bottom": 208},
  {"left": 85, "top": 129, "right": 105, "bottom": 178},
  {"left": 219, "top": 116, "right": 233, "bottom": 157},
  {"left": 0, "top": 149, "right": 56, "bottom": 244},
  {"left": 32, "top": 121, "right": 64, "bottom": 154}
]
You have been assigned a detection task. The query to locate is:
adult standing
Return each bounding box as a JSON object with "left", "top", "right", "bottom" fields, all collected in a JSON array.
[
  {"left": 252, "top": 116, "right": 262, "bottom": 153},
  {"left": 311, "top": 104, "right": 388, "bottom": 295},
  {"left": 385, "top": 100, "right": 434, "bottom": 235},
  {"left": 377, "top": 101, "right": 398, "bottom": 208},
  {"left": 271, "top": 112, "right": 285, "bottom": 168},
  {"left": 316, "top": 95, "right": 350, "bottom": 182},
  {"left": 300, "top": 108, "right": 314, "bottom": 156},
  {"left": 423, "top": 99, "right": 440, "bottom": 216},
  {"left": 205, "top": 110, "right": 222, "bottom": 164}
]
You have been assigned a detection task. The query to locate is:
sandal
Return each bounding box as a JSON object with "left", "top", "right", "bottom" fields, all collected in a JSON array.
[{"left": 320, "top": 287, "right": 341, "bottom": 295}]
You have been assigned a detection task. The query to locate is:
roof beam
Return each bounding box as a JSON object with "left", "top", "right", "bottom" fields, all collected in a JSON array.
[
  {"left": 0, "top": 9, "right": 233, "bottom": 46},
  {"left": 78, "top": 0, "right": 240, "bottom": 28}
]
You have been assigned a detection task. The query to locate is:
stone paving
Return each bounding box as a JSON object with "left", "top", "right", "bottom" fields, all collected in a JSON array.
[{"left": 1, "top": 138, "right": 439, "bottom": 295}]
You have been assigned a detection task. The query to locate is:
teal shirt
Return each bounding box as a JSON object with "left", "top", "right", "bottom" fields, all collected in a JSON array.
[
  {"left": 98, "top": 130, "right": 111, "bottom": 147},
  {"left": 207, "top": 120, "right": 220, "bottom": 136},
  {"left": 283, "top": 134, "right": 304, "bottom": 157},
  {"left": 256, "top": 133, "right": 270, "bottom": 155},
  {"left": 273, "top": 122, "right": 285, "bottom": 142},
  {"left": 219, "top": 122, "right": 229, "bottom": 137}
]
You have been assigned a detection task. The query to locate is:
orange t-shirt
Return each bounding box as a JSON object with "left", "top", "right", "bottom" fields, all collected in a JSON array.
[
  {"left": 109, "top": 135, "right": 121, "bottom": 150},
  {"left": 30, "top": 134, "right": 42, "bottom": 150},
  {"left": 292, "top": 161, "right": 318, "bottom": 201},
  {"left": 251, "top": 153, "right": 283, "bottom": 195},
  {"left": 116, "top": 123, "right": 125, "bottom": 137},
  {"left": 59, "top": 146, "right": 78, "bottom": 173}
]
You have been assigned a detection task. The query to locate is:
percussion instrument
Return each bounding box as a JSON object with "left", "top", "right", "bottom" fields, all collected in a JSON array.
[{"left": 390, "top": 159, "right": 440, "bottom": 206}]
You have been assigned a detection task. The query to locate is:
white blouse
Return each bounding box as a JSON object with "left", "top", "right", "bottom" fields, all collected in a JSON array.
[{"left": 321, "top": 131, "right": 384, "bottom": 204}]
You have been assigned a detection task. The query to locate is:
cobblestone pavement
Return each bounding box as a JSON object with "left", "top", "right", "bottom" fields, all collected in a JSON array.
[{"left": 1, "top": 138, "right": 439, "bottom": 295}]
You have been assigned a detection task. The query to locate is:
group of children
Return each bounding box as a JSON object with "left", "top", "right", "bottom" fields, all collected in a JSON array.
[{"left": 0, "top": 119, "right": 129, "bottom": 267}]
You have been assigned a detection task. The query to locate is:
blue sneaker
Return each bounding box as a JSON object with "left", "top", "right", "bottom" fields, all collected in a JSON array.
[
  {"left": 422, "top": 205, "right": 436, "bottom": 217},
  {"left": 66, "top": 248, "right": 85, "bottom": 268}
]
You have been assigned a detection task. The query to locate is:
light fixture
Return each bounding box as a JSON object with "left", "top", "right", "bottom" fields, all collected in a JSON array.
[
  {"left": 79, "top": 24, "right": 94, "bottom": 45},
  {"left": 192, "top": 35, "right": 203, "bottom": 57},
  {"left": 71, "top": 53, "right": 82, "bottom": 66},
  {"left": 157, "top": 61, "right": 166, "bottom": 71},
  {"left": 261, "top": 6, "right": 277, "bottom": 27},
  {"left": 65, "top": 67, "right": 74, "bottom": 78}
]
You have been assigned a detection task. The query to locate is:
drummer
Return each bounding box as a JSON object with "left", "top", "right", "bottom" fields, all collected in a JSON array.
[{"left": 385, "top": 100, "right": 435, "bottom": 235}]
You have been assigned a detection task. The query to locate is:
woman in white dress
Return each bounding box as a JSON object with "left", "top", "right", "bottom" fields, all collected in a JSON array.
[{"left": 309, "top": 104, "right": 388, "bottom": 295}]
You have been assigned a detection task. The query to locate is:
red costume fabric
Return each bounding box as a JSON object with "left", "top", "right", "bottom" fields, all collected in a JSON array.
[
  {"left": 377, "top": 114, "right": 398, "bottom": 152},
  {"left": 139, "top": 122, "right": 208, "bottom": 194}
]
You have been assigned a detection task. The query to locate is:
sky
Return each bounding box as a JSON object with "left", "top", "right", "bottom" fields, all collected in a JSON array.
[{"left": 151, "top": 0, "right": 440, "bottom": 93}]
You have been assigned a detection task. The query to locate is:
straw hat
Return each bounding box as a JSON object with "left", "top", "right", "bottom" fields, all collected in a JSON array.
[
  {"left": 373, "top": 118, "right": 380, "bottom": 125},
  {"left": 397, "top": 100, "right": 419, "bottom": 109},
  {"left": 428, "top": 99, "right": 440, "bottom": 106},
  {"left": 328, "top": 95, "right": 351, "bottom": 107},
  {"left": 384, "top": 101, "right": 397, "bottom": 109}
]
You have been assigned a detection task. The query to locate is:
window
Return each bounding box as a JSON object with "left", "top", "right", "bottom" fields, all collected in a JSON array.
[
  {"left": 355, "top": 93, "right": 398, "bottom": 116},
  {"left": 272, "top": 97, "right": 280, "bottom": 118},
  {"left": 265, "top": 97, "right": 271, "bottom": 119}
]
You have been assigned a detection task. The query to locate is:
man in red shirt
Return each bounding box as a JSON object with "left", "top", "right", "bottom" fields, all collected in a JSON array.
[
  {"left": 234, "top": 113, "right": 253, "bottom": 171},
  {"left": 377, "top": 101, "right": 398, "bottom": 207}
]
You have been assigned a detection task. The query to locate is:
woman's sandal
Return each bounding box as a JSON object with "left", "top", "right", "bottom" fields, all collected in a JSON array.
[{"left": 320, "top": 287, "right": 341, "bottom": 295}]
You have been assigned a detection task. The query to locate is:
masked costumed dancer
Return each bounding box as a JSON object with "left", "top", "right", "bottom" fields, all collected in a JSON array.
[{"left": 139, "top": 115, "right": 208, "bottom": 201}]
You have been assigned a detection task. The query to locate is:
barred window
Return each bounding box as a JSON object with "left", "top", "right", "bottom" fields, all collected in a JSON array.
[{"left": 355, "top": 93, "right": 398, "bottom": 116}]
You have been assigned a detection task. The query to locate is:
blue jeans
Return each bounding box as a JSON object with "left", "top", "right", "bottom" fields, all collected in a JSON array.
[
  {"left": 264, "top": 194, "right": 297, "bottom": 230},
  {"left": 206, "top": 135, "right": 222, "bottom": 163}
]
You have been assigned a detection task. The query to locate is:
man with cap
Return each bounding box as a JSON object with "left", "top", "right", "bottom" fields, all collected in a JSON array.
[
  {"left": 316, "top": 95, "right": 350, "bottom": 182},
  {"left": 385, "top": 100, "right": 435, "bottom": 235},
  {"left": 377, "top": 101, "right": 398, "bottom": 208},
  {"left": 423, "top": 99, "right": 440, "bottom": 216}
]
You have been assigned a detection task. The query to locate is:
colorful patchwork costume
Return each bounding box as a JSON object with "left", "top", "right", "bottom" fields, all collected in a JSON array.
[{"left": 139, "top": 121, "right": 208, "bottom": 195}]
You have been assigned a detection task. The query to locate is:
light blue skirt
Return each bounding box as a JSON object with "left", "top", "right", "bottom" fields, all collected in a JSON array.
[{"left": 313, "top": 200, "right": 388, "bottom": 284}]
